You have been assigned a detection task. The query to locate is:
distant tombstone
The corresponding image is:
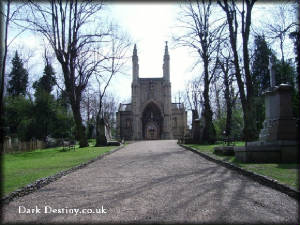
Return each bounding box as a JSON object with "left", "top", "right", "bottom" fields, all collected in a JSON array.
[
  {"left": 96, "top": 118, "right": 108, "bottom": 146},
  {"left": 191, "top": 110, "right": 201, "bottom": 142}
]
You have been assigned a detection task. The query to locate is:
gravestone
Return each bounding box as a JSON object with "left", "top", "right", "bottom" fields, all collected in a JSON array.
[
  {"left": 96, "top": 118, "right": 120, "bottom": 146},
  {"left": 96, "top": 118, "right": 108, "bottom": 146},
  {"left": 235, "top": 58, "right": 299, "bottom": 163},
  {"left": 192, "top": 110, "right": 201, "bottom": 142}
]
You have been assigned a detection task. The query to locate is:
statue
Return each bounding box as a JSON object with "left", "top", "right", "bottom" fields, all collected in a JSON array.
[{"left": 268, "top": 57, "right": 276, "bottom": 87}]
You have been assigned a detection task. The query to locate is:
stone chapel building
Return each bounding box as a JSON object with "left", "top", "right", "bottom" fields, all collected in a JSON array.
[{"left": 116, "top": 42, "right": 187, "bottom": 140}]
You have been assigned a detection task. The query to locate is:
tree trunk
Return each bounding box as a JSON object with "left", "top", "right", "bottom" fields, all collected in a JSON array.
[
  {"left": 223, "top": 70, "right": 232, "bottom": 137},
  {"left": 0, "top": 100, "right": 4, "bottom": 153},
  {"left": 243, "top": 98, "right": 257, "bottom": 141},
  {"left": 218, "top": 0, "right": 257, "bottom": 141},
  {"left": 71, "top": 101, "right": 88, "bottom": 148},
  {"left": 202, "top": 59, "right": 216, "bottom": 144},
  {"left": 0, "top": 1, "right": 8, "bottom": 153},
  {"left": 95, "top": 114, "right": 107, "bottom": 147},
  {"left": 242, "top": 0, "right": 257, "bottom": 141},
  {"left": 214, "top": 82, "right": 221, "bottom": 120},
  {"left": 95, "top": 102, "right": 107, "bottom": 147}
]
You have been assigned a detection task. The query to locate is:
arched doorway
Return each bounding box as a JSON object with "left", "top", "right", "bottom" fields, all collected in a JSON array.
[
  {"left": 145, "top": 121, "right": 159, "bottom": 140},
  {"left": 142, "top": 102, "right": 163, "bottom": 140}
]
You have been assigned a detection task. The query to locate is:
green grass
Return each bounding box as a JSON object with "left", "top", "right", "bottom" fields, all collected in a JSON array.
[
  {"left": 3, "top": 142, "right": 118, "bottom": 195},
  {"left": 185, "top": 143, "right": 299, "bottom": 190}
]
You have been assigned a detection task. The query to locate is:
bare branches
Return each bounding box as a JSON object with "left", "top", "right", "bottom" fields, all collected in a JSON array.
[
  {"left": 264, "top": 3, "right": 297, "bottom": 62},
  {"left": 217, "top": 0, "right": 259, "bottom": 141},
  {"left": 94, "top": 23, "right": 131, "bottom": 118},
  {"left": 15, "top": 0, "right": 129, "bottom": 147},
  {"left": 1, "top": 0, "right": 29, "bottom": 108},
  {"left": 184, "top": 77, "right": 202, "bottom": 113},
  {"left": 175, "top": 0, "right": 226, "bottom": 66}
]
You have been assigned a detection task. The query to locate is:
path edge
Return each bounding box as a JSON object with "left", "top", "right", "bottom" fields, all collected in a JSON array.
[
  {"left": 179, "top": 144, "right": 299, "bottom": 201},
  {"left": 2, "top": 144, "right": 125, "bottom": 204}
]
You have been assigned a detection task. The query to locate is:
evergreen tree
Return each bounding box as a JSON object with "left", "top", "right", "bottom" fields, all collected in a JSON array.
[
  {"left": 273, "top": 59, "right": 296, "bottom": 87},
  {"left": 251, "top": 35, "right": 272, "bottom": 133},
  {"left": 56, "top": 89, "right": 70, "bottom": 110},
  {"left": 32, "top": 62, "right": 57, "bottom": 140},
  {"left": 4, "top": 95, "right": 33, "bottom": 137},
  {"left": 273, "top": 58, "right": 298, "bottom": 118},
  {"left": 32, "top": 91, "right": 56, "bottom": 140},
  {"left": 7, "top": 51, "right": 28, "bottom": 97},
  {"left": 33, "top": 62, "right": 56, "bottom": 95},
  {"left": 251, "top": 35, "right": 272, "bottom": 96},
  {"left": 251, "top": 35, "right": 298, "bottom": 132}
]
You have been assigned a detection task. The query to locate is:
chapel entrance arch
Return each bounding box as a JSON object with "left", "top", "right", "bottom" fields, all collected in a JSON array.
[{"left": 141, "top": 102, "right": 163, "bottom": 140}]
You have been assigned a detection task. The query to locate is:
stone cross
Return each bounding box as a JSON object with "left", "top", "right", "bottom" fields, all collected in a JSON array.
[{"left": 268, "top": 57, "right": 276, "bottom": 87}]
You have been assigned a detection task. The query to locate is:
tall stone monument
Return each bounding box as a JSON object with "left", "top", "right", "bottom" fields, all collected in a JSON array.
[{"left": 235, "top": 57, "right": 299, "bottom": 163}]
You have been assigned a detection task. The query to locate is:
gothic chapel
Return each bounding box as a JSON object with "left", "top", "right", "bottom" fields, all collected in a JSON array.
[{"left": 116, "top": 42, "right": 187, "bottom": 140}]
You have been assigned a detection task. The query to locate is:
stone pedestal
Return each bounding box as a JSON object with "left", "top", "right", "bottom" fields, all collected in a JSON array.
[
  {"left": 235, "top": 84, "right": 299, "bottom": 163},
  {"left": 214, "top": 146, "right": 235, "bottom": 156}
]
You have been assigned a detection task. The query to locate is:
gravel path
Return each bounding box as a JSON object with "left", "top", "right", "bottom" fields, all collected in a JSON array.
[{"left": 2, "top": 140, "right": 299, "bottom": 224}]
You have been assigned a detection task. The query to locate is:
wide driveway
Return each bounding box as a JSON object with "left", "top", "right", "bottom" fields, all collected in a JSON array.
[{"left": 3, "top": 140, "right": 299, "bottom": 224}]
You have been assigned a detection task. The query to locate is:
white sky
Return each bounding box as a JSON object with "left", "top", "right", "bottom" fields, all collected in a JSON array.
[
  {"left": 107, "top": 2, "right": 195, "bottom": 103},
  {"left": 6, "top": 2, "right": 297, "bottom": 105},
  {"left": 105, "top": 2, "right": 297, "bottom": 103}
]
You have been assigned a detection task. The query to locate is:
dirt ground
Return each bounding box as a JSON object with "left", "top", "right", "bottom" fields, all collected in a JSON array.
[{"left": 2, "top": 140, "right": 299, "bottom": 224}]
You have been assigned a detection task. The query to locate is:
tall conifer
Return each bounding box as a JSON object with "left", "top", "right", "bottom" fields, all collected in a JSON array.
[{"left": 7, "top": 51, "right": 28, "bottom": 97}]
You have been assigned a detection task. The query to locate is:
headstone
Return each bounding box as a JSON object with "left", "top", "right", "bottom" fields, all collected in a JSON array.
[
  {"left": 235, "top": 84, "right": 299, "bottom": 163},
  {"left": 191, "top": 110, "right": 201, "bottom": 142},
  {"left": 234, "top": 60, "right": 298, "bottom": 163},
  {"left": 96, "top": 118, "right": 108, "bottom": 146}
]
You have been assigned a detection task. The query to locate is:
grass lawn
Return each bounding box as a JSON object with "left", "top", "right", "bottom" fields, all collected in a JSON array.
[
  {"left": 185, "top": 143, "right": 299, "bottom": 190},
  {"left": 3, "top": 140, "right": 118, "bottom": 195}
]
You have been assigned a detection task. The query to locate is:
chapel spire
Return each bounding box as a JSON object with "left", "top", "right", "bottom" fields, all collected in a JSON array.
[
  {"left": 164, "top": 41, "right": 169, "bottom": 58},
  {"left": 133, "top": 44, "right": 137, "bottom": 56},
  {"left": 163, "top": 41, "right": 170, "bottom": 81},
  {"left": 132, "top": 44, "right": 139, "bottom": 81}
]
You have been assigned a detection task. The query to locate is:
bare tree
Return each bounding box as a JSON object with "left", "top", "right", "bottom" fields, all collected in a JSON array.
[
  {"left": 173, "top": 90, "right": 184, "bottom": 104},
  {"left": 82, "top": 88, "right": 118, "bottom": 140},
  {"left": 217, "top": 44, "right": 239, "bottom": 138},
  {"left": 184, "top": 77, "right": 202, "bottom": 115},
  {"left": 211, "top": 75, "right": 222, "bottom": 120},
  {"left": 264, "top": 2, "right": 297, "bottom": 62},
  {"left": 94, "top": 26, "right": 131, "bottom": 146},
  {"left": 217, "top": 0, "right": 258, "bottom": 141},
  {"left": 20, "top": 1, "right": 118, "bottom": 147},
  {"left": 101, "top": 93, "right": 118, "bottom": 130},
  {"left": 0, "top": 1, "right": 28, "bottom": 152},
  {"left": 174, "top": 0, "right": 226, "bottom": 143}
]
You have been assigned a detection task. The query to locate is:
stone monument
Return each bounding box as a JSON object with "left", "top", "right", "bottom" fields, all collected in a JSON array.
[
  {"left": 235, "top": 57, "right": 299, "bottom": 163},
  {"left": 192, "top": 110, "right": 201, "bottom": 142}
]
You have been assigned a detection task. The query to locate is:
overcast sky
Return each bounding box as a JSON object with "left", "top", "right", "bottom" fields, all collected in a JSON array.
[
  {"left": 107, "top": 2, "right": 296, "bottom": 103},
  {"left": 108, "top": 3, "right": 192, "bottom": 103},
  {"left": 7, "top": 2, "right": 297, "bottom": 105}
]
